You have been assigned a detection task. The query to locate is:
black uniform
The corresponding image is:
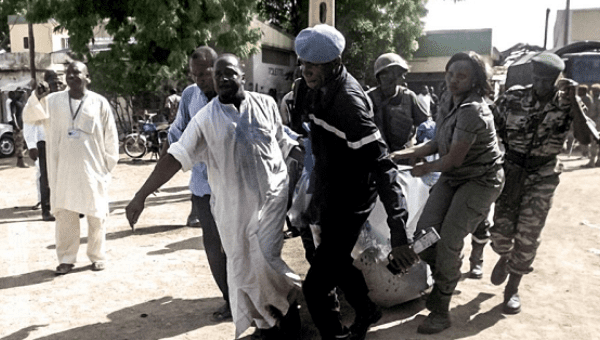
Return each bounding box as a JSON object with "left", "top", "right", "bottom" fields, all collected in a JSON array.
[{"left": 296, "top": 66, "right": 409, "bottom": 337}]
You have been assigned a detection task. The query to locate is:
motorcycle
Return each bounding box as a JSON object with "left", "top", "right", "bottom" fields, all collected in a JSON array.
[{"left": 123, "top": 112, "right": 169, "bottom": 160}]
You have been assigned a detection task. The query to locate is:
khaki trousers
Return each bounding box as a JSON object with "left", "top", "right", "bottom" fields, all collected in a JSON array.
[{"left": 55, "top": 209, "right": 106, "bottom": 264}]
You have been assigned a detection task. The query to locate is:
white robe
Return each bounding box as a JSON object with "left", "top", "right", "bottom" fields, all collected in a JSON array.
[
  {"left": 169, "top": 92, "right": 301, "bottom": 337},
  {"left": 23, "top": 90, "right": 119, "bottom": 218}
]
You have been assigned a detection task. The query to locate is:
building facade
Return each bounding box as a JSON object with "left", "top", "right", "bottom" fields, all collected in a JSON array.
[
  {"left": 405, "top": 29, "right": 496, "bottom": 96},
  {"left": 554, "top": 7, "right": 600, "bottom": 48}
]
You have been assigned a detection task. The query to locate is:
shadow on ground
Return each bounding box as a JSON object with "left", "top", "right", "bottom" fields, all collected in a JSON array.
[
  {"left": 0, "top": 269, "right": 56, "bottom": 290},
  {"left": 0, "top": 190, "right": 190, "bottom": 225},
  {"left": 45, "top": 225, "right": 187, "bottom": 250},
  {"left": 4, "top": 296, "right": 226, "bottom": 340},
  {"left": 109, "top": 191, "right": 191, "bottom": 215}
]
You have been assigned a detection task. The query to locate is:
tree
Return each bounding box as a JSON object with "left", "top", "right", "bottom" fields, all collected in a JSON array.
[
  {"left": 22, "top": 0, "right": 262, "bottom": 94},
  {"left": 258, "top": 0, "right": 428, "bottom": 85},
  {"left": 0, "top": 0, "right": 263, "bottom": 132}
]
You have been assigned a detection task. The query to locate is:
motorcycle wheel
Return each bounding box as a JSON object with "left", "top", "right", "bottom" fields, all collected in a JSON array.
[{"left": 124, "top": 134, "right": 147, "bottom": 158}]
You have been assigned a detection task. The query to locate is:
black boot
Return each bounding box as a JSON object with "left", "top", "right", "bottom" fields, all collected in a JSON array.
[
  {"left": 279, "top": 302, "right": 301, "bottom": 340},
  {"left": 469, "top": 240, "right": 486, "bottom": 279},
  {"left": 503, "top": 274, "right": 522, "bottom": 314},
  {"left": 349, "top": 301, "right": 382, "bottom": 340},
  {"left": 417, "top": 285, "right": 452, "bottom": 334},
  {"left": 491, "top": 255, "right": 509, "bottom": 285}
]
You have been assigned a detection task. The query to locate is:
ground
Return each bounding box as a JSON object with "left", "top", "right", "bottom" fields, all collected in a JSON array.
[{"left": 1, "top": 151, "right": 599, "bottom": 340}]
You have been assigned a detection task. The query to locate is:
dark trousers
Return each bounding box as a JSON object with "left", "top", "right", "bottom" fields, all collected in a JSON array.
[
  {"left": 37, "top": 141, "right": 51, "bottom": 212},
  {"left": 303, "top": 205, "right": 374, "bottom": 337},
  {"left": 192, "top": 194, "right": 229, "bottom": 304}
]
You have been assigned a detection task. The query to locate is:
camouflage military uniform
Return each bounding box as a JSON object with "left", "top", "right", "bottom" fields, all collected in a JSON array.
[{"left": 490, "top": 84, "right": 574, "bottom": 275}]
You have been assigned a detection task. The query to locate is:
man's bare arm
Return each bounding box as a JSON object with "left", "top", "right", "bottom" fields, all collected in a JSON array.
[{"left": 125, "top": 154, "right": 182, "bottom": 229}]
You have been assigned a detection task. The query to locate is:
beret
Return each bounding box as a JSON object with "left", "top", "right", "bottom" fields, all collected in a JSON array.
[
  {"left": 531, "top": 52, "right": 565, "bottom": 79},
  {"left": 295, "top": 24, "right": 345, "bottom": 64}
]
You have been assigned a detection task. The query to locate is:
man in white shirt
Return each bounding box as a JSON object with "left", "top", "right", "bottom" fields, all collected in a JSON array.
[{"left": 24, "top": 61, "right": 119, "bottom": 275}]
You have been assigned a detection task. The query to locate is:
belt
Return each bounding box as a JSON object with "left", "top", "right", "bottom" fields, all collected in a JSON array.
[{"left": 505, "top": 150, "right": 556, "bottom": 170}]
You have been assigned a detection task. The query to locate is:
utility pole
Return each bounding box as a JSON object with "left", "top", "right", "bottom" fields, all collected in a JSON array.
[
  {"left": 564, "top": 0, "right": 571, "bottom": 46},
  {"left": 544, "top": 8, "right": 550, "bottom": 49},
  {"left": 27, "top": 0, "right": 37, "bottom": 84},
  {"left": 309, "top": 0, "right": 335, "bottom": 27},
  {"left": 28, "top": 22, "right": 36, "bottom": 83}
]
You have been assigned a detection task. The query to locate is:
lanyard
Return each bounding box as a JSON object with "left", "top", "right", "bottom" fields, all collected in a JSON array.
[{"left": 69, "top": 93, "right": 87, "bottom": 121}]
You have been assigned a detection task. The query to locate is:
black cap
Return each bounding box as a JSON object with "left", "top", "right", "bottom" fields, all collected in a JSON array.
[{"left": 531, "top": 52, "right": 565, "bottom": 79}]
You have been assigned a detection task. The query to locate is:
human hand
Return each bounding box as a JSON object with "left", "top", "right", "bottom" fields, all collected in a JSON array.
[
  {"left": 410, "top": 162, "right": 430, "bottom": 177},
  {"left": 388, "top": 245, "right": 420, "bottom": 274},
  {"left": 35, "top": 81, "right": 50, "bottom": 99},
  {"left": 125, "top": 195, "right": 146, "bottom": 231},
  {"left": 28, "top": 148, "right": 38, "bottom": 161},
  {"left": 389, "top": 151, "right": 404, "bottom": 163}
]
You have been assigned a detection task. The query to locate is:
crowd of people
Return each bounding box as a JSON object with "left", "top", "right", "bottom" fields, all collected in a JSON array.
[{"left": 18, "top": 22, "right": 598, "bottom": 340}]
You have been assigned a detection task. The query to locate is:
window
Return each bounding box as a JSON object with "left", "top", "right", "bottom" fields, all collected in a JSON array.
[
  {"left": 262, "top": 47, "right": 292, "bottom": 66},
  {"left": 23, "top": 37, "right": 28, "bottom": 49},
  {"left": 61, "top": 38, "right": 69, "bottom": 49}
]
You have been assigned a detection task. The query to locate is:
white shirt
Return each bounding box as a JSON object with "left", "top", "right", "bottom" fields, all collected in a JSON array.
[
  {"left": 22, "top": 93, "right": 46, "bottom": 149},
  {"left": 25, "top": 90, "right": 119, "bottom": 218}
]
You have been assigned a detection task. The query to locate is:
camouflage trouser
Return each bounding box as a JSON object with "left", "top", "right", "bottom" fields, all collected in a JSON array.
[
  {"left": 14, "top": 129, "right": 25, "bottom": 158},
  {"left": 490, "top": 166, "right": 560, "bottom": 275}
]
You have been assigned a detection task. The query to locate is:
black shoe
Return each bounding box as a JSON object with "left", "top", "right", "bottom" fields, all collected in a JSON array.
[
  {"left": 187, "top": 216, "right": 201, "bottom": 227},
  {"left": 284, "top": 227, "right": 301, "bottom": 239},
  {"left": 42, "top": 210, "right": 55, "bottom": 222},
  {"left": 280, "top": 302, "right": 301, "bottom": 340},
  {"left": 491, "top": 256, "right": 509, "bottom": 285},
  {"left": 503, "top": 292, "right": 521, "bottom": 314},
  {"left": 349, "top": 305, "right": 382, "bottom": 340},
  {"left": 250, "top": 327, "right": 280, "bottom": 340},
  {"left": 469, "top": 262, "right": 483, "bottom": 279},
  {"left": 210, "top": 303, "right": 232, "bottom": 322},
  {"left": 322, "top": 327, "right": 351, "bottom": 340},
  {"left": 417, "top": 312, "right": 451, "bottom": 334},
  {"left": 55, "top": 263, "right": 74, "bottom": 275}
]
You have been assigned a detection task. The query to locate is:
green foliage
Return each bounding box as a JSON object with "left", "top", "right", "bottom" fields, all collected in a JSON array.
[
  {"left": 258, "top": 0, "right": 427, "bottom": 86},
  {"left": 337, "top": 0, "right": 427, "bottom": 85},
  {"left": 1, "top": 0, "right": 262, "bottom": 96}
]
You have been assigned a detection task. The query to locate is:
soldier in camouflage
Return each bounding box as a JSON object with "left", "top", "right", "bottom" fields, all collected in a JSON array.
[{"left": 489, "top": 52, "right": 592, "bottom": 315}]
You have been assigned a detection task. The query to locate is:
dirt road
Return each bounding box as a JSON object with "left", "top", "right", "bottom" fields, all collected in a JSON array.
[{"left": 1, "top": 152, "right": 599, "bottom": 340}]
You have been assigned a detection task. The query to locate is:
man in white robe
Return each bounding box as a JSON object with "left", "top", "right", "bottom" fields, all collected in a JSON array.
[
  {"left": 23, "top": 61, "right": 119, "bottom": 274},
  {"left": 126, "top": 54, "right": 303, "bottom": 339}
]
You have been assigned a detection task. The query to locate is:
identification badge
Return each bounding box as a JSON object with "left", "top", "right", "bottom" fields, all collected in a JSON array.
[{"left": 67, "top": 129, "right": 81, "bottom": 139}]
